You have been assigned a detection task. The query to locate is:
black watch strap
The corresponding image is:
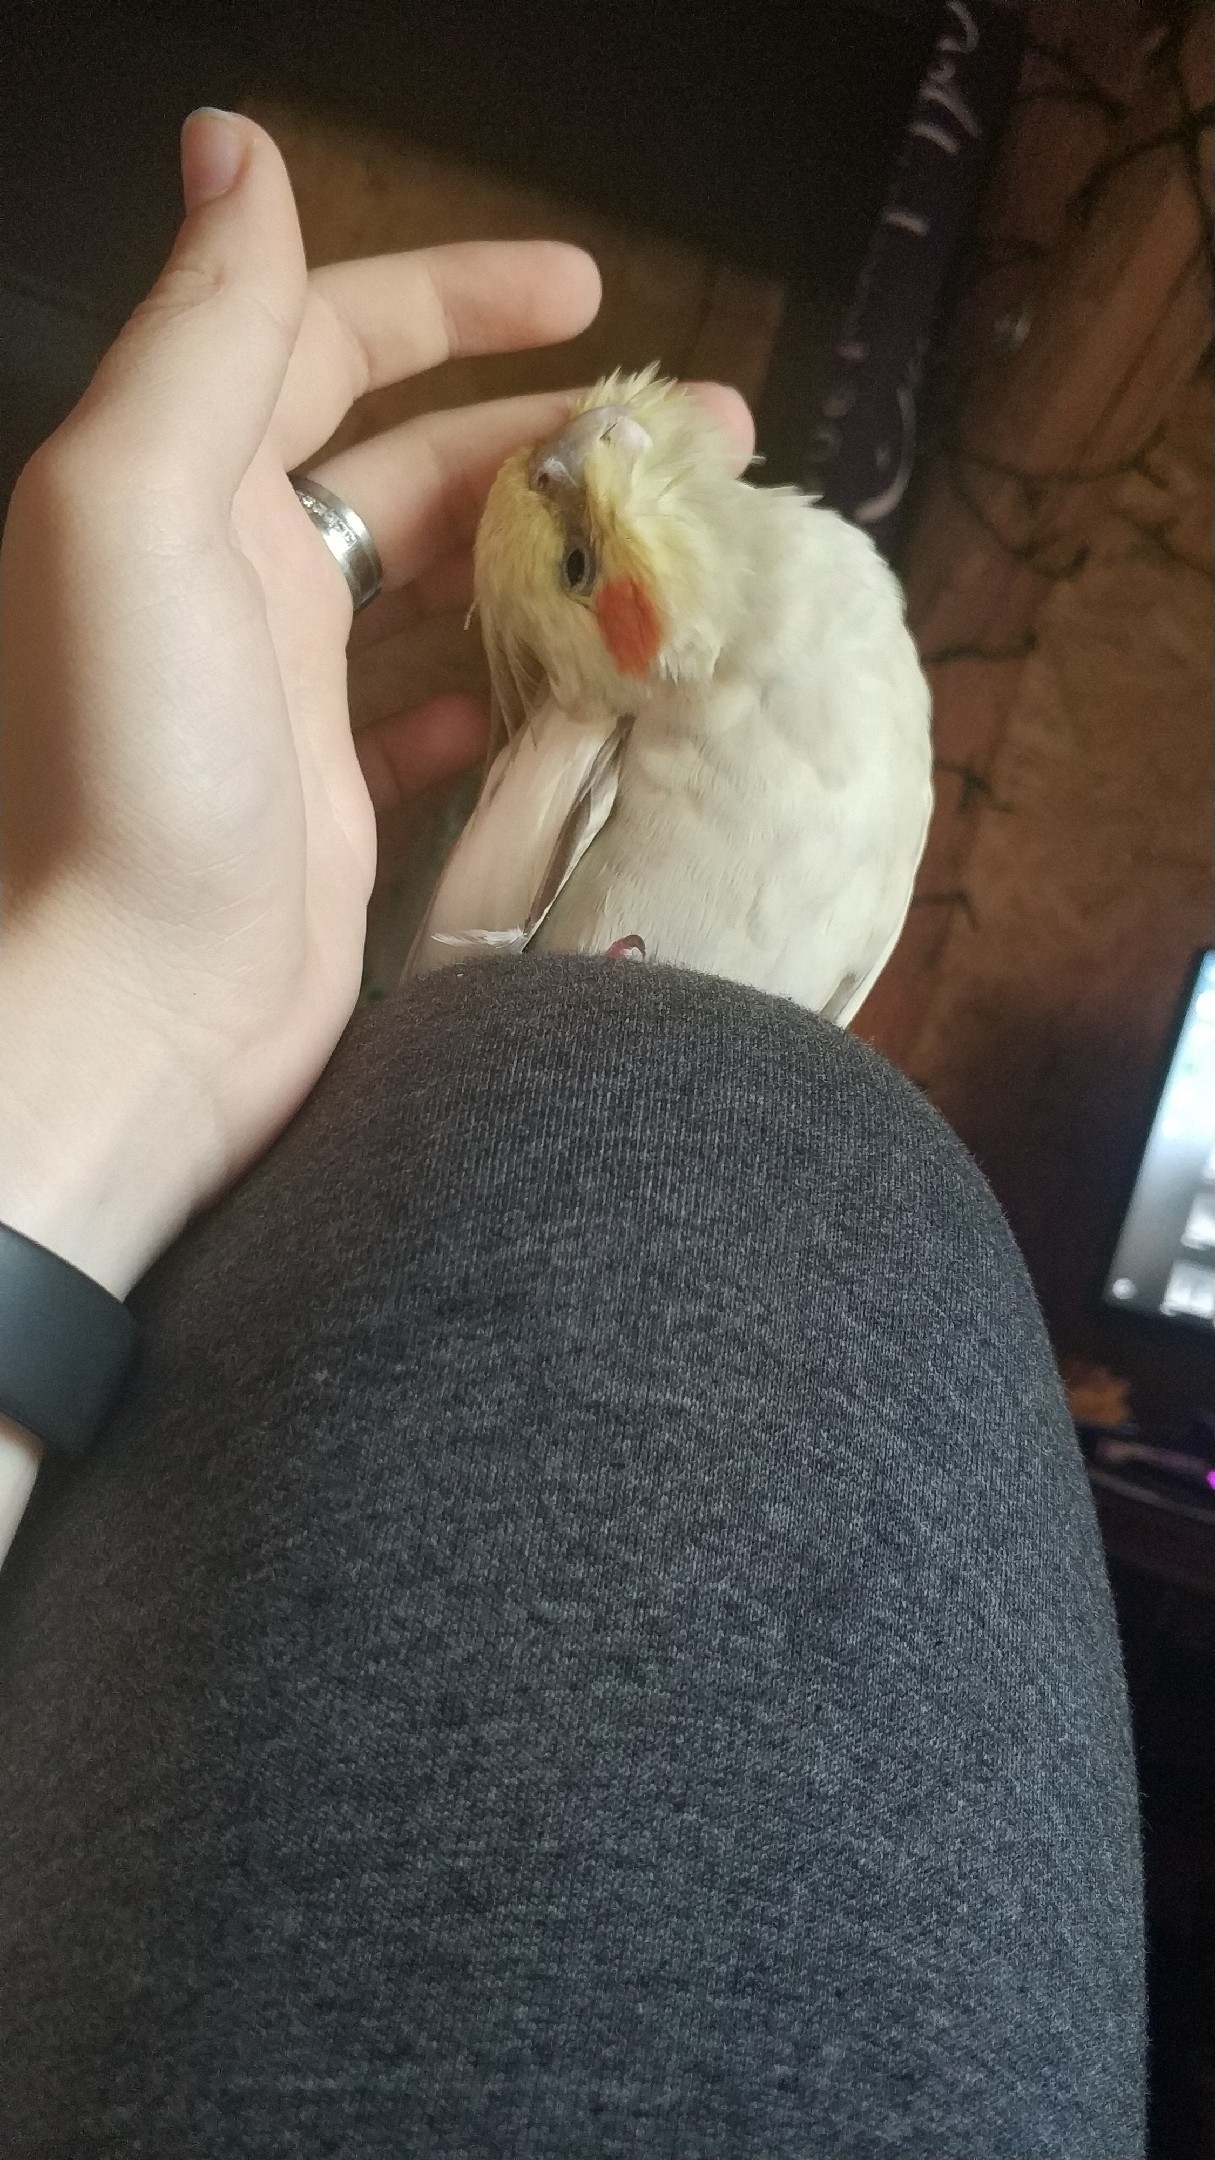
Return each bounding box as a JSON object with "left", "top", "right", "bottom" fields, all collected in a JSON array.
[{"left": 0, "top": 1222, "right": 138, "bottom": 1458}]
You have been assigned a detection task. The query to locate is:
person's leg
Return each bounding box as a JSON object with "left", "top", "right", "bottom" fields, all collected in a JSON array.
[{"left": 0, "top": 958, "right": 1142, "bottom": 2160}]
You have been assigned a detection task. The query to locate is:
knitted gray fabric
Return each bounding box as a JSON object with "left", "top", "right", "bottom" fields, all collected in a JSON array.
[{"left": 0, "top": 958, "right": 1143, "bottom": 2158}]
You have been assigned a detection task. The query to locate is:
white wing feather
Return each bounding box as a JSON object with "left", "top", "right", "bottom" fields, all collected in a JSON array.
[
  {"left": 404, "top": 701, "right": 629, "bottom": 977},
  {"left": 534, "top": 493, "right": 933, "bottom": 1022},
  {"left": 407, "top": 485, "right": 932, "bottom": 1023}
]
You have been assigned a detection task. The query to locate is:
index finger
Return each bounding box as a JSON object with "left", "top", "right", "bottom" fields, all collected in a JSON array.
[{"left": 270, "top": 241, "right": 603, "bottom": 471}]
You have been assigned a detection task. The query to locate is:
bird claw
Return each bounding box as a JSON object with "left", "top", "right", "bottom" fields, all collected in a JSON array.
[{"left": 604, "top": 935, "right": 647, "bottom": 961}]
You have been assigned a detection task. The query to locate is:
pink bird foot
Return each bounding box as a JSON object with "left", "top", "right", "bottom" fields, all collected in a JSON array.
[{"left": 604, "top": 935, "right": 647, "bottom": 961}]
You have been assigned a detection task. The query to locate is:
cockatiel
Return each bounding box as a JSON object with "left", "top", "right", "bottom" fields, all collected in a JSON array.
[{"left": 405, "top": 368, "right": 932, "bottom": 1024}]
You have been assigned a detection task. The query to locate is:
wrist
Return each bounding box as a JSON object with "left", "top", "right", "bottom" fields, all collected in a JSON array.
[{"left": 1, "top": 899, "right": 224, "bottom": 1298}]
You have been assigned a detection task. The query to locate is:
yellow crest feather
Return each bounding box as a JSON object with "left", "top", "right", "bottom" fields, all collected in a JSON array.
[{"left": 473, "top": 366, "right": 745, "bottom": 760}]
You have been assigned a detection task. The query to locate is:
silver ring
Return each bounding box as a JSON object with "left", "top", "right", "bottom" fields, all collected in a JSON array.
[{"left": 290, "top": 476, "right": 383, "bottom": 612}]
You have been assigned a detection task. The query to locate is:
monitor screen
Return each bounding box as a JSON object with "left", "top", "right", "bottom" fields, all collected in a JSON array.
[{"left": 1104, "top": 951, "right": 1215, "bottom": 1333}]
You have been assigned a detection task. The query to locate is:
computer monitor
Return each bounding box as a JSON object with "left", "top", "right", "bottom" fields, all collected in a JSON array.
[{"left": 1104, "top": 950, "right": 1215, "bottom": 1334}]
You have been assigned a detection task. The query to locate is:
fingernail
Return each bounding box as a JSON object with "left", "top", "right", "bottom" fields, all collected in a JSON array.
[{"left": 181, "top": 108, "right": 245, "bottom": 212}]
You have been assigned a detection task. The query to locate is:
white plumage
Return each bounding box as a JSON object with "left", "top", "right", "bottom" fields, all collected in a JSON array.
[{"left": 406, "top": 370, "right": 932, "bottom": 1026}]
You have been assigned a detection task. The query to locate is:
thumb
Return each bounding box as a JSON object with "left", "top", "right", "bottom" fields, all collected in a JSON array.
[{"left": 77, "top": 112, "right": 308, "bottom": 502}]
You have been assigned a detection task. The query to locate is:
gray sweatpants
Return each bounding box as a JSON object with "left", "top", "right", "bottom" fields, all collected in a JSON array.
[{"left": 0, "top": 959, "right": 1144, "bottom": 2158}]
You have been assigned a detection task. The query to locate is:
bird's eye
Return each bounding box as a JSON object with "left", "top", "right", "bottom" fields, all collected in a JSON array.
[{"left": 562, "top": 543, "right": 595, "bottom": 594}]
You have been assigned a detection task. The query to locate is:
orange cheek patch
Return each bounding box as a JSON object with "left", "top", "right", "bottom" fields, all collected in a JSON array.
[{"left": 594, "top": 576, "right": 662, "bottom": 677}]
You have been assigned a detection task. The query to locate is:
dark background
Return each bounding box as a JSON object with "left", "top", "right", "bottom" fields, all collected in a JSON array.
[{"left": 0, "top": 0, "right": 945, "bottom": 503}]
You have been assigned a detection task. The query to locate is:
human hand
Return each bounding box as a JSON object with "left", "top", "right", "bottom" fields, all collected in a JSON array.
[
  {"left": 0, "top": 112, "right": 594, "bottom": 1298},
  {"left": 0, "top": 110, "right": 754, "bottom": 1304}
]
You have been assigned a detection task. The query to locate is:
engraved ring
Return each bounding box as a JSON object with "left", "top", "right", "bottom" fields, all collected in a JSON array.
[{"left": 290, "top": 476, "right": 383, "bottom": 612}]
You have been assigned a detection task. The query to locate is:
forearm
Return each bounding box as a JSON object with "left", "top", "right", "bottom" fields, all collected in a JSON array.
[
  {"left": 0, "top": 1423, "right": 42, "bottom": 1569},
  {"left": 1, "top": 891, "right": 223, "bottom": 1295},
  {"left": 1, "top": 906, "right": 221, "bottom": 1567}
]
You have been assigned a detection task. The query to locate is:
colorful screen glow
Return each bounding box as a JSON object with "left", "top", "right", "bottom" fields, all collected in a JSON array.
[{"left": 1104, "top": 953, "right": 1215, "bottom": 1333}]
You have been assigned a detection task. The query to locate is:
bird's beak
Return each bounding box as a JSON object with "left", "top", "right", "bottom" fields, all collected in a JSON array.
[{"left": 528, "top": 406, "right": 652, "bottom": 497}]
